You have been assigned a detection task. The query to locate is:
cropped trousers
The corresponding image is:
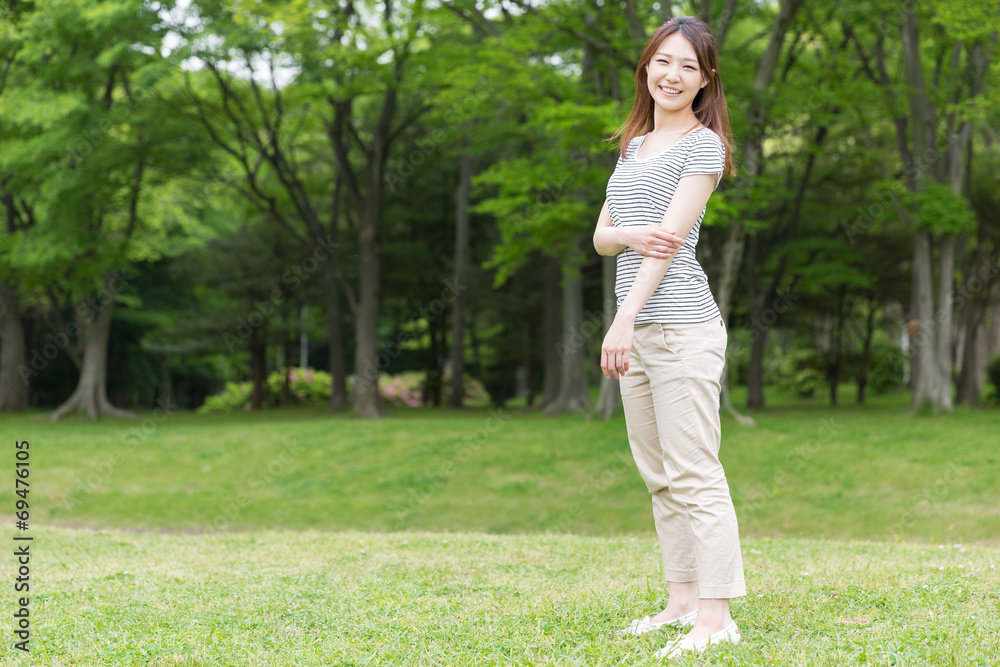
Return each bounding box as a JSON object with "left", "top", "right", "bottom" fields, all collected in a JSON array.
[{"left": 619, "top": 316, "right": 746, "bottom": 599}]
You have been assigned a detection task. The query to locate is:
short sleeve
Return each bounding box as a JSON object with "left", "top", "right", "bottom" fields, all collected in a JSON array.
[{"left": 679, "top": 130, "right": 726, "bottom": 190}]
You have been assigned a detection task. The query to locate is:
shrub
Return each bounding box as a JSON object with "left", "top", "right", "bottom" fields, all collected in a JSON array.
[
  {"left": 446, "top": 373, "right": 490, "bottom": 405},
  {"left": 198, "top": 368, "right": 333, "bottom": 414},
  {"left": 864, "top": 339, "right": 907, "bottom": 396},
  {"left": 197, "top": 381, "right": 255, "bottom": 413},
  {"left": 198, "top": 368, "right": 490, "bottom": 412},
  {"left": 770, "top": 348, "right": 825, "bottom": 398},
  {"left": 379, "top": 371, "right": 424, "bottom": 407},
  {"left": 986, "top": 354, "right": 1000, "bottom": 403}
]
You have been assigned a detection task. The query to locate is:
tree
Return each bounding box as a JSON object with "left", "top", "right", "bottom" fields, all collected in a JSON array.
[
  {"left": 844, "top": 0, "right": 998, "bottom": 413},
  {"left": 0, "top": 0, "right": 189, "bottom": 419}
]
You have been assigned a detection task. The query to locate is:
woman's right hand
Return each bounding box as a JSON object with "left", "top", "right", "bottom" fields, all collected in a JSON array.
[{"left": 621, "top": 226, "right": 684, "bottom": 259}]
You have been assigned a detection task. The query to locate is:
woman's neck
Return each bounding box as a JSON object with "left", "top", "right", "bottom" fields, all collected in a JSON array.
[{"left": 650, "top": 108, "right": 701, "bottom": 136}]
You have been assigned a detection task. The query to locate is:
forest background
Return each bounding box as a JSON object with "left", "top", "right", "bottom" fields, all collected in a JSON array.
[{"left": 1, "top": 0, "right": 998, "bottom": 423}]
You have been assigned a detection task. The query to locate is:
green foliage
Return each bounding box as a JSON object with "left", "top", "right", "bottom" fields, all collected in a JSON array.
[
  {"left": 768, "top": 348, "right": 826, "bottom": 398},
  {"left": 197, "top": 379, "right": 255, "bottom": 413},
  {"left": 863, "top": 338, "right": 907, "bottom": 396},
  {"left": 378, "top": 371, "right": 424, "bottom": 407},
  {"left": 903, "top": 181, "right": 977, "bottom": 235},
  {"left": 197, "top": 368, "right": 334, "bottom": 413},
  {"left": 197, "top": 368, "right": 489, "bottom": 412},
  {"left": 986, "top": 354, "right": 1000, "bottom": 403}
]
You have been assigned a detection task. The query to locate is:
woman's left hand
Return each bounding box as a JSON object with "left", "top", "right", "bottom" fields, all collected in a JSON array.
[{"left": 601, "top": 314, "right": 635, "bottom": 379}]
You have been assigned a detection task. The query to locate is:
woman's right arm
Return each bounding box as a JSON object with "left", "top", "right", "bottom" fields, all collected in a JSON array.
[
  {"left": 593, "top": 199, "right": 626, "bottom": 256},
  {"left": 593, "top": 198, "right": 685, "bottom": 259}
]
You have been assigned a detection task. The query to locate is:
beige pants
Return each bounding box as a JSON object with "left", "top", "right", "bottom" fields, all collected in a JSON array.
[{"left": 619, "top": 316, "right": 746, "bottom": 599}]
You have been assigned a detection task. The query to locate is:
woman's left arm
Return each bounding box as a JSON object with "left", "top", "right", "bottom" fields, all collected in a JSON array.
[{"left": 600, "top": 172, "right": 718, "bottom": 379}]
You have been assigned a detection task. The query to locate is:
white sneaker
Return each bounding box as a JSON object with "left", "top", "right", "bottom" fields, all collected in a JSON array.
[
  {"left": 654, "top": 620, "right": 740, "bottom": 659},
  {"left": 617, "top": 609, "right": 698, "bottom": 636}
]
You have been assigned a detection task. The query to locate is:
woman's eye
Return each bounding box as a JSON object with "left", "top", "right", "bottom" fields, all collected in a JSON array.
[{"left": 684, "top": 66, "right": 695, "bottom": 70}]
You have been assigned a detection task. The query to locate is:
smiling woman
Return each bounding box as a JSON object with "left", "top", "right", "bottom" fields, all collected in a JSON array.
[{"left": 591, "top": 14, "right": 743, "bottom": 661}]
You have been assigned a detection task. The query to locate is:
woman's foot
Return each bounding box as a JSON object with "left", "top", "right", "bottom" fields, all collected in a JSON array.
[
  {"left": 617, "top": 608, "right": 697, "bottom": 636},
  {"left": 654, "top": 620, "right": 740, "bottom": 659},
  {"left": 680, "top": 596, "right": 733, "bottom": 641},
  {"left": 650, "top": 601, "right": 698, "bottom": 626}
]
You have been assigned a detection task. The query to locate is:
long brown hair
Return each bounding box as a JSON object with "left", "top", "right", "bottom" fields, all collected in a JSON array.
[{"left": 609, "top": 15, "right": 734, "bottom": 179}]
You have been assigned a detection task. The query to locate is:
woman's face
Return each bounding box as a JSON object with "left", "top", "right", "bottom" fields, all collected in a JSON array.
[{"left": 645, "top": 32, "right": 710, "bottom": 115}]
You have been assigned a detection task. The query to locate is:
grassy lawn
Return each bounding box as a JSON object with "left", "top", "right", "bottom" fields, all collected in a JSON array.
[
  {"left": 1, "top": 389, "right": 998, "bottom": 664},
  {"left": 1, "top": 527, "right": 997, "bottom": 665},
  {"left": 6, "top": 388, "right": 997, "bottom": 544}
]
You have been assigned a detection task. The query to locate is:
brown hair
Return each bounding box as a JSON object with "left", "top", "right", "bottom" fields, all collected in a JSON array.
[{"left": 608, "top": 15, "right": 734, "bottom": 179}]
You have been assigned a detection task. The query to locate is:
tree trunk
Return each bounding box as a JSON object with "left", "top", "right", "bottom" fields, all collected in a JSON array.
[
  {"left": 546, "top": 254, "right": 591, "bottom": 414},
  {"left": 910, "top": 229, "right": 937, "bottom": 412},
  {"left": 0, "top": 280, "right": 28, "bottom": 412},
  {"left": 957, "top": 298, "right": 984, "bottom": 409},
  {"left": 353, "top": 189, "right": 386, "bottom": 417},
  {"left": 828, "top": 288, "right": 845, "bottom": 407},
  {"left": 320, "top": 263, "right": 348, "bottom": 411},
  {"left": 713, "top": 0, "right": 801, "bottom": 423},
  {"left": 158, "top": 357, "right": 174, "bottom": 410},
  {"left": 714, "top": 224, "right": 755, "bottom": 426},
  {"left": 856, "top": 296, "right": 876, "bottom": 404},
  {"left": 596, "top": 255, "right": 620, "bottom": 419},
  {"left": 249, "top": 327, "right": 267, "bottom": 410},
  {"left": 448, "top": 152, "right": 473, "bottom": 408},
  {"left": 330, "top": 67, "right": 399, "bottom": 419},
  {"left": 281, "top": 304, "right": 292, "bottom": 406},
  {"left": 424, "top": 316, "right": 444, "bottom": 407},
  {"left": 746, "top": 325, "right": 768, "bottom": 409},
  {"left": 540, "top": 256, "right": 562, "bottom": 408},
  {"left": 989, "top": 302, "right": 1000, "bottom": 364},
  {"left": 934, "top": 234, "right": 956, "bottom": 411},
  {"left": 50, "top": 283, "right": 137, "bottom": 420},
  {"left": 744, "top": 234, "right": 772, "bottom": 410}
]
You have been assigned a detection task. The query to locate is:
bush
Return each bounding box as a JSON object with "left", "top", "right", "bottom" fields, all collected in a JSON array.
[
  {"left": 197, "top": 380, "right": 255, "bottom": 413},
  {"left": 198, "top": 368, "right": 490, "bottom": 413},
  {"left": 864, "top": 339, "right": 907, "bottom": 396},
  {"left": 378, "top": 371, "right": 423, "bottom": 407},
  {"left": 769, "top": 348, "right": 825, "bottom": 398},
  {"left": 198, "top": 368, "right": 333, "bottom": 414},
  {"left": 986, "top": 354, "right": 1000, "bottom": 403}
]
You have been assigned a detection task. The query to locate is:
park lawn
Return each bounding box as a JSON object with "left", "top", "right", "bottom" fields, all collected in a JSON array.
[
  {"left": 0, "top": 526, "right": 997, "bottom": 665},
  {"left": 4, "top": 388, "right": 998, "bottom": 544}
]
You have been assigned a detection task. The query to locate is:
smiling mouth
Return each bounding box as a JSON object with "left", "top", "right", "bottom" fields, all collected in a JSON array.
[{"left": 659, "top": 86, "right": 682, "bottom": 96}]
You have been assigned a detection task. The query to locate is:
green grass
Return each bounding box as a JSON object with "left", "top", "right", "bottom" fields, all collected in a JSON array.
[
  {"left": 2, "top": 527, "right": 997, "bottom": 665},
  {"left": 2, "top": 390, "right": 999, "bottom": 664},
  {"left": 8, "top": 388, "right": 998, "bottom": 544}
]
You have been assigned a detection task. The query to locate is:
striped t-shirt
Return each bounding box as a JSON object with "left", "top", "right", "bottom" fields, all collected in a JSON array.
[{"left": 606, "top": 126, "right": 725, "bottom": 324}]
